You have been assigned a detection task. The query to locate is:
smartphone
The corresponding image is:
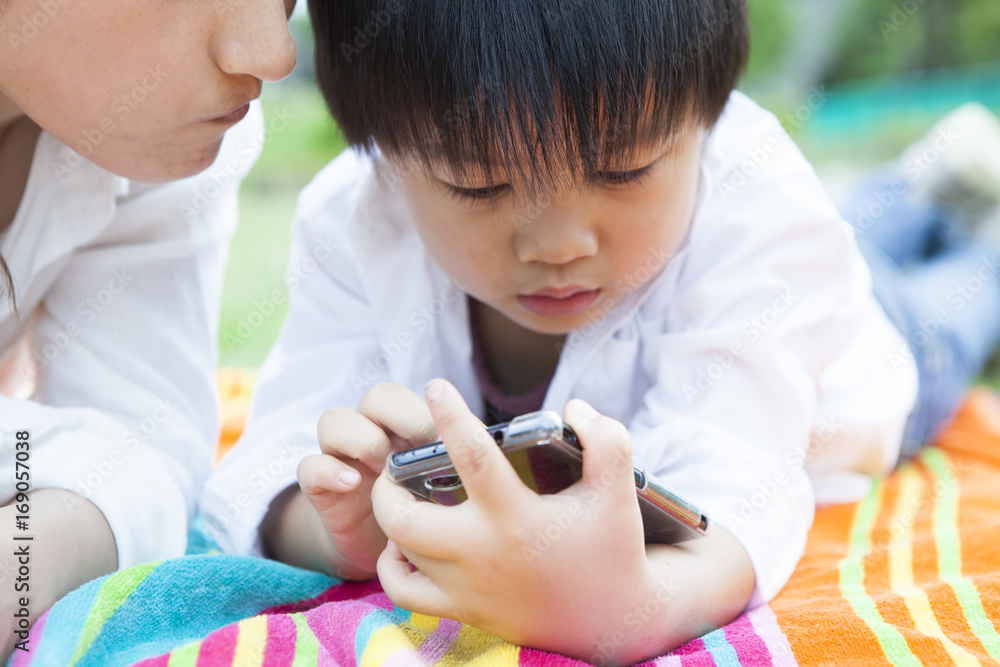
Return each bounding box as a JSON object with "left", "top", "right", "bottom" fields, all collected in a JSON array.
[{"left": 386, "top": 410, "right": 710, "bottom": 544}]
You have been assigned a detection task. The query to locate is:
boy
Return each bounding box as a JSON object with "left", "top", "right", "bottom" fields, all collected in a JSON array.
[{"left": 203, "top": 1, "right": 920, "bottom": 662}]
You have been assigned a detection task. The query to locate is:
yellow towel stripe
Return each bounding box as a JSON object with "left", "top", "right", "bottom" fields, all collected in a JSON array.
[
  {"left": 232, "top": 615, "right": 268, "bottom": 667},
  {"left": 409, "top": 612, "right": 442, "bottom": 636},
  {"left": 921, "top": 448, "right": 1000, "bottom": 661},
  {"left": 838, "top": 477, "right": 922, "bottom": 666},
  {"left": 887, "top": 466, "right": 980, "bottom": 667},
  {"left": 441, "top": 623, "right": 519, "bottom": 666},
  {"left": 360, "top": 624, "right": 423, "bottom": 667}
]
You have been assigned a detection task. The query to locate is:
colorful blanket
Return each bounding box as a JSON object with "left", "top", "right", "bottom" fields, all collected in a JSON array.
[{"left": 8, "top": 376, "right": 1000, "bottom": 667}]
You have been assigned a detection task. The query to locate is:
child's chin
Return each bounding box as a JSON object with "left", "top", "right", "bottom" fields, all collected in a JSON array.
[{"left": 519, "top": 312, "right": 584, "bottom": 337}]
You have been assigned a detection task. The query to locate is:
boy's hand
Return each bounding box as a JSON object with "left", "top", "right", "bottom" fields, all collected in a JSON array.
[
  {"left": 298, "top": 382, "right": 437, "bottom": 580},
  {"left": 371, "top": 379, "right": 655, "bottom": 657}
]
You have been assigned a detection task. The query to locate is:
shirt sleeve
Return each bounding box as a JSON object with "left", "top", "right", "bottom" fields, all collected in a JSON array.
[
  {"left": 200, "top": 152, "right": 387, "bottom": 557},
  {"left": 0, "top": 105, "right": 263, "bottom": 569},
  {"left": 626, "top": 97, "right": 913, "bottom": 606}
]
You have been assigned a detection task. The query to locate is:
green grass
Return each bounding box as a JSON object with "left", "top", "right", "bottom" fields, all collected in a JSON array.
[{"left": 218, "top": 84, "right": 346, "bottom": 367}]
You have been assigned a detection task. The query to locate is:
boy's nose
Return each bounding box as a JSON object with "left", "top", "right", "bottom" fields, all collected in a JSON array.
[
  {"left": 212, "top": 0, "right": 298, "bottom": 82},
  {"left": 514, "top": 208, "right": 599, "bottom": 265}
]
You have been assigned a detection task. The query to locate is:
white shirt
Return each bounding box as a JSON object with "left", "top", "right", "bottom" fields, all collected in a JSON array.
[
  {"left": 201, "top": 92, "right": 918, "bottom": 605},
  {"left": 0, "top": 103, "right": 264, "bottom": 569}
]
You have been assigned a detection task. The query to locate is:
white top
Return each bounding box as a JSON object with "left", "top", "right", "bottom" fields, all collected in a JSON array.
[
  {"left": 0, "top": 103, "right": 264, "bottom": 569},
  {"left": 200, "top": 92, "right": 918, "bottom": 605}
]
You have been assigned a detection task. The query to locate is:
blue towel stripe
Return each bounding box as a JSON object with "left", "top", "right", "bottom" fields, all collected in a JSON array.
[{"left": 701, "top": 625, "right": 743, "bottom": 666}]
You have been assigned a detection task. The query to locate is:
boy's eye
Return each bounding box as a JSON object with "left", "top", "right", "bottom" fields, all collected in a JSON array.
[
  {"left": 596, "top": 165, "right": 654, "bottom": 187},
  {"left": 446, "top": 183, "right": 511, "bottom": 202}
]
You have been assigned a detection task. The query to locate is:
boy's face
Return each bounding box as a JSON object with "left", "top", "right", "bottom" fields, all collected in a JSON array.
[{"left": 392, "top": 117, "right": 705, "bottom": 336}]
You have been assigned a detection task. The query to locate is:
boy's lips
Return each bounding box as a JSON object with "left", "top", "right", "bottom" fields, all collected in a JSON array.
[{"left": 518, "top": 288, "right": 600, "bottom": 317}]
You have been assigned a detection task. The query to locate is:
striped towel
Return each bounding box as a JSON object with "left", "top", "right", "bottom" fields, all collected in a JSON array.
[{"left": 8, "top": 381, "right": 1000, "bottom": 666}]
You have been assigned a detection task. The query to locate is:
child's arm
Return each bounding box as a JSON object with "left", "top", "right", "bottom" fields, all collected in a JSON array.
[{"left": 372, "top": 379, "right": 755, "bottom": 665}]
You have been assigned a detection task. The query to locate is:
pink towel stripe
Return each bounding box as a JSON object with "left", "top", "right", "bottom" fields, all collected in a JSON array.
[
  {"left": 304, "top": 599, "right": 387, "bottom": 667},
  {"left": 262, "top": 614, "right": 298, "bottom": 667},
  {"left": 675, "top": 638, "right": 715, "bottom": 667},
  {"left": 196, "top": 623, "right": 238, "bottom": 666},
  {"left": 261, "top": 579, "right": 385, "bottom": 616},
  {"left": 724, "top": 611, "right": 772, "bottom": 666},
  {"left": 132, "top": 655, "right": 170, "bottom": 667},
  {"left": 517, "top": 646, "right": 583, "bottom": 665}
]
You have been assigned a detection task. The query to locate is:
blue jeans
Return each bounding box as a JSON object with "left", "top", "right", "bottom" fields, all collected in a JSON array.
[{"left": 840, "top": 167, "right": 1000, "bottom": 459}]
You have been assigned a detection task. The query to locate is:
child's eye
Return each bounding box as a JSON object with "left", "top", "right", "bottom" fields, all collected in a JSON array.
[
  {"left": 445, "top": 183, "right": 510, "bottom": 202},
  {"left": 596, "top": 165, "right": 654, "bottom": 187}
]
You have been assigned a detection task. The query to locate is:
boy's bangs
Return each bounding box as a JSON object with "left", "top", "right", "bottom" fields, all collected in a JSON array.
[{"left": 312, "top": 0, "right": 748, "bottom": 194}]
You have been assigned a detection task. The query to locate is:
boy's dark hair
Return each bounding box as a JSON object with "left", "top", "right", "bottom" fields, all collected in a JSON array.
[{"left": 310, "top": 0, "right": 749, "bottom": 193}]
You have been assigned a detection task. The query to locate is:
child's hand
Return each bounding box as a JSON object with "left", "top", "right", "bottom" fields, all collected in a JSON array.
[
  {"left": 298, "top": 383, "right": 438, "bottom": 580},
  {"left": 371, "top": 379, "right": 655, "bottom": 659}
]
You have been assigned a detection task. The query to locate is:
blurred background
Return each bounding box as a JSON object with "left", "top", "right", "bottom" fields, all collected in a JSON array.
[{"left": 219, "top": 0, "right": 1000, "bottom": 372}]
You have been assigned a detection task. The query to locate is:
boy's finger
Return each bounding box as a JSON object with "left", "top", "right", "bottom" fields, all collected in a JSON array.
[
  {"left": 357, "top": 382, "right": 439, "bottom": 446},
  {"left": 377, "top": 540, "right": 453, "bottom": 620},
  {"left": 317, "top": 407, "right": 394, "bottom": 474},
  {"left": 371, "top": 472, "right": 461, "bottom": 560},
  {"left": 297, "top": 453, "right": 362, "bottom": 496},
  {"left": 424, "top": 378, "right": 525, "bottom": 509},
  {"left": 562, "top": 399, "right": 636, "bottom": 504}
]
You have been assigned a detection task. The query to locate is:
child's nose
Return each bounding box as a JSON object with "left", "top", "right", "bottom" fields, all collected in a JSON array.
[
  {"left": 514, "top": 209, "right": 599, "bottom": 265},
  {"left": 212, "top": 0, "right": 298, "bottom": 83}
]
